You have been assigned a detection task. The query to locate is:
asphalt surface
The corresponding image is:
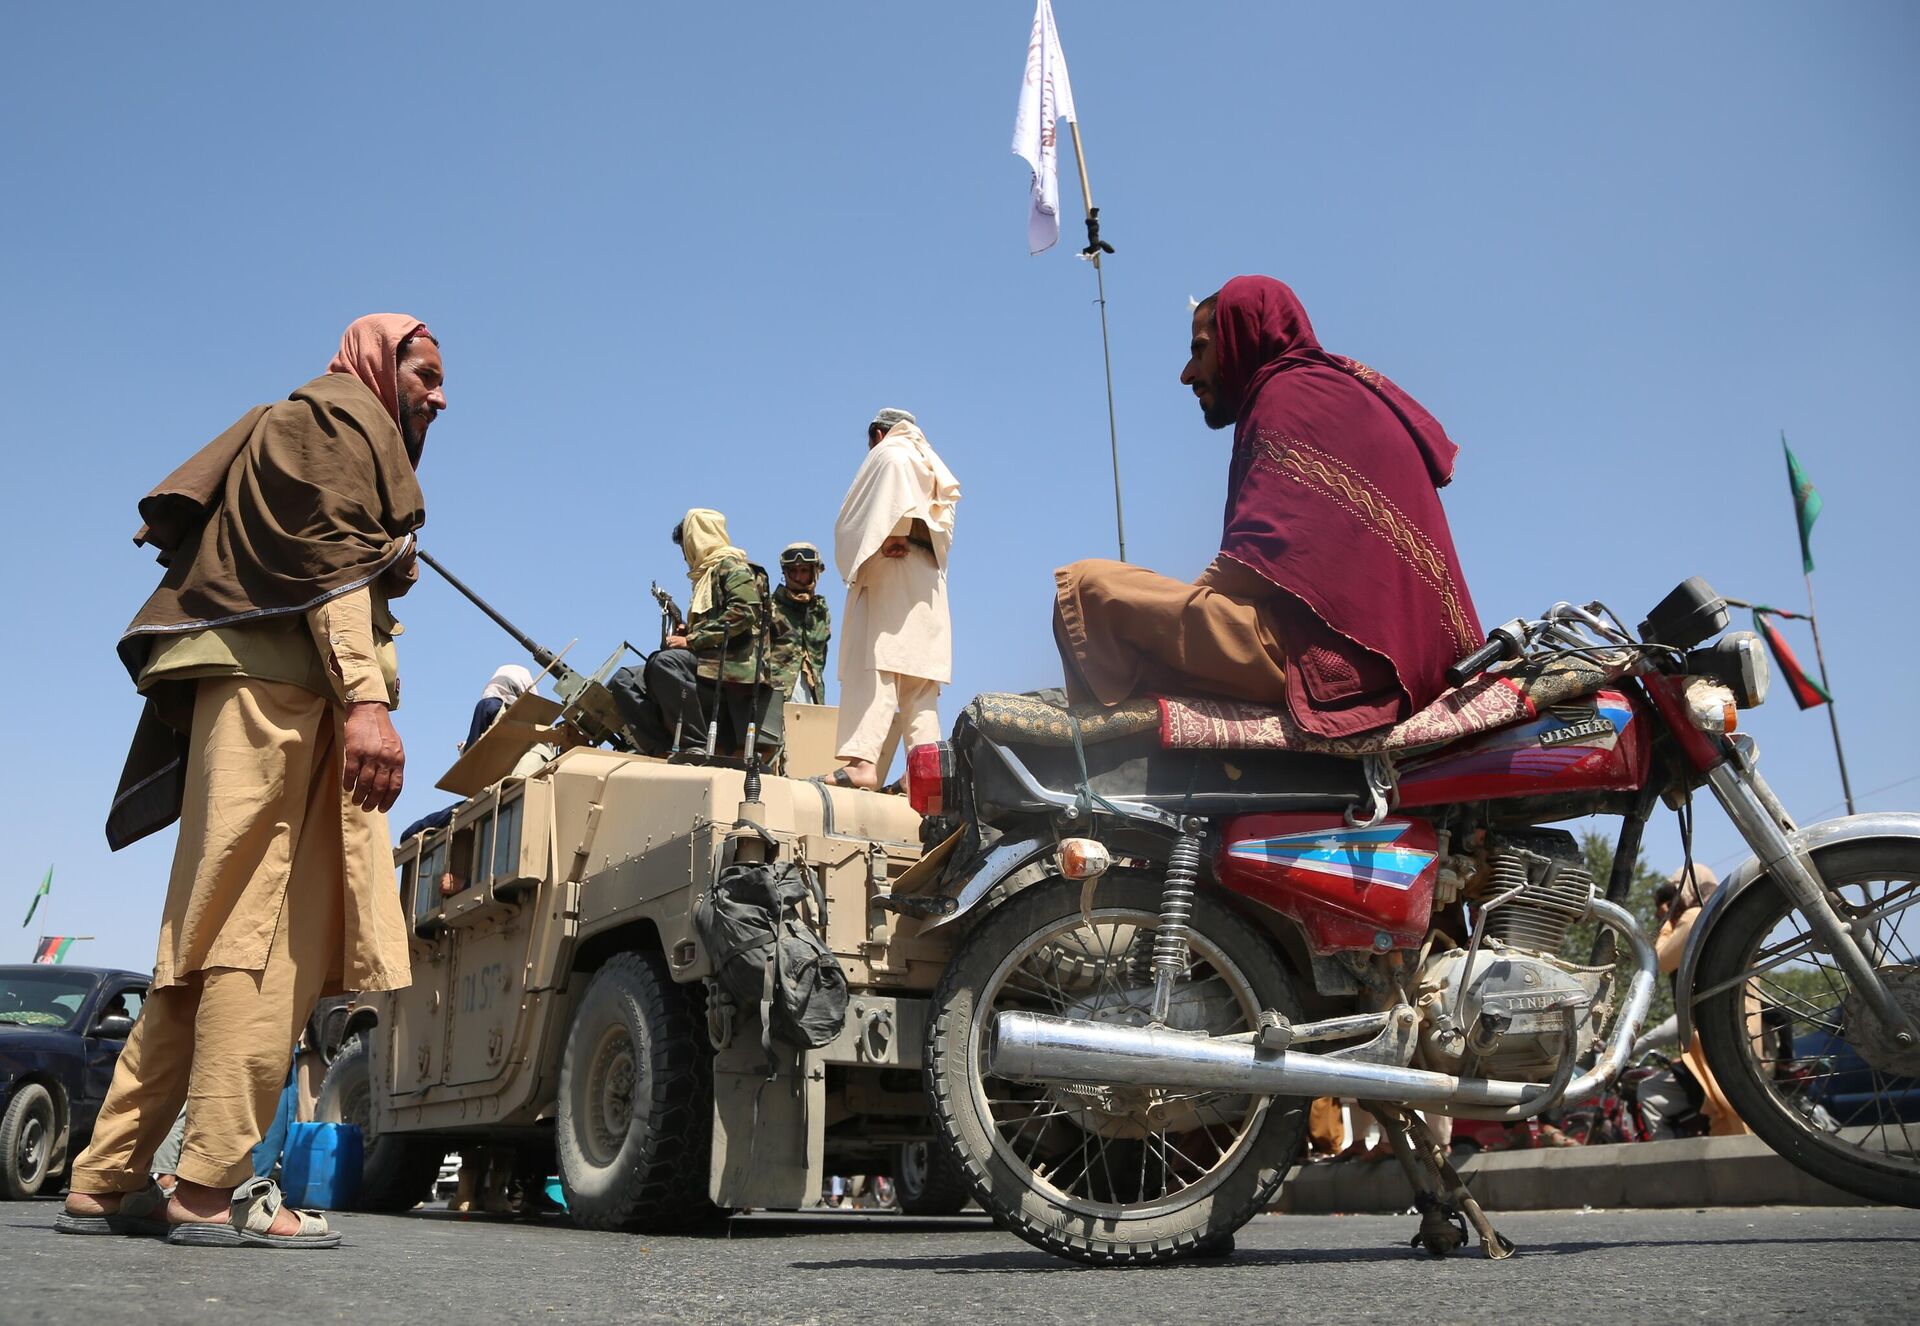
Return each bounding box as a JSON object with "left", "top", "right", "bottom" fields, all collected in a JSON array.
[{"left": 4, "top": 1202, "right": 1915, "bottom": 1325}]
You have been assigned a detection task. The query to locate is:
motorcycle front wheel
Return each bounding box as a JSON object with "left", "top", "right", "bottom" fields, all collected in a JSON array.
[
  {"left": 925, "top": 871, "right": 1309, "bottom": 1265},
  {"left": 1693, "top": 840, "right": 1920, "bottom": 1207}
]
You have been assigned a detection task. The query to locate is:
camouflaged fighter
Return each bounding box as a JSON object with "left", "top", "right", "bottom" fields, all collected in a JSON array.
[{"left": 314, "top": 555, "right": 972, "bottom": 1227}]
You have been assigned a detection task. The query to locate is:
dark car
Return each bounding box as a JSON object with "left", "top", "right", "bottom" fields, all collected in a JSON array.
[
  {"left": 0, "top": 964, "right": 149, "bottom": 1198},
  {"left": 1791, "top": 1007, "right": 1920, "bottom": 1129}
]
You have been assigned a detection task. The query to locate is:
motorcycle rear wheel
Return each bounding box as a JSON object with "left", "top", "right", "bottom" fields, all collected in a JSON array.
[
  {"left": 1694, "top": 840, "right": 1920, "bottom": 1208},
  {"left": 926, "top": 872, "right": 1309, "bottom": 1265}
]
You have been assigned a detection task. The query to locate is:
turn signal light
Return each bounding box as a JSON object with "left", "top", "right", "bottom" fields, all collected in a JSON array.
[
  {"left": 1683, "top": 679, "right": 1739, "bottom": 734},
  {"left": 1058, "top": 837, "right": 1112, "bottom": 880},
  {"left": 906, "top": 741, "right": 952, "bottom": 816}
]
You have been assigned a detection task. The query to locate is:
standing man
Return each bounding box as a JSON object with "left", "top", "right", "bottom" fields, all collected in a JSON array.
[
  {"left": 1053, "top": 277, "right": 1480, "bottom": 737},
  {"left": 827, "top": 409, "right": 960, "bottom": 790},
  {"left": 62, "top": 314, "right": 443, "bottom": 1248},
  {"left": 768, "top": 541, "right": 831, "bottom": 704}
]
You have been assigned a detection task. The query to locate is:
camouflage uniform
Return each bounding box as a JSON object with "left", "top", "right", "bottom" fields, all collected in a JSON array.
[
  {"left": 768, "top": 584, "right": 831, "bottom": 702},
  {"left": 684, "top": 557, "right": 769, "bottom": 684}
]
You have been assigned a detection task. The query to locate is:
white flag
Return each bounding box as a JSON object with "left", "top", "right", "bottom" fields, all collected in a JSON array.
[{"left": 1011, "top": 0, "right": 1078, "bottom": 255}]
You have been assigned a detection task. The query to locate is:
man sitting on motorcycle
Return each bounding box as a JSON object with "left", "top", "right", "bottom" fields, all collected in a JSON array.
[{"left": 1052, "top": 275, "right": 1482, "bottom": 737}]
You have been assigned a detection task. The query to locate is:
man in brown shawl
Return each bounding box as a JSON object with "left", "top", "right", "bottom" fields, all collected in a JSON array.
[{"left": 59, "top": 315, "right": 444, "bottom": 1248}]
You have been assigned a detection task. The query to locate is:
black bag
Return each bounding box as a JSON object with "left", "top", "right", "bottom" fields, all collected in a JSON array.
[{"left": 695, "top": 860, "right": 848, "bottom": 1068}]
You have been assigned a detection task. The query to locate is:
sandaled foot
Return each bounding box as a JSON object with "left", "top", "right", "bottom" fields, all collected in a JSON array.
[
  {"left": 809, "top": 769, "right": 859, "bottom": 789},
  {"left": 166, "top": 1177, "right": 340, "bottom": 1249},
  {"left": 55, "top": 1181, "right": 171, "bottom": 1237}
]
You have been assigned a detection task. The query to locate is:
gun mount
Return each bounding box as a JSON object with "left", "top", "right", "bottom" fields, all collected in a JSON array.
[{"left": 419, "top": 549, "right": 642, "bottom": 751}]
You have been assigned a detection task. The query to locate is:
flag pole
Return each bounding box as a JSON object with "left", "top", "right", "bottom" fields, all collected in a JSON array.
[
  {"left": 1065, "top": 119, "right": 1125, "bottom": 562},
  {"left": 1801, "top": 571, "right": 1856, "bottom": 814}
]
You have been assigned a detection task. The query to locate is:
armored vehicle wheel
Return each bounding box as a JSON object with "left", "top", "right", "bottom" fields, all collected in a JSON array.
[
  {"left": 316, "top": 1033, "right": 442, "bottom": 1211},
  {"left": 556, "top": 950, "right": 717, "bottom": 1231},
  {"left": 927, "top": 872, "right": 1308, "bottom": 1265},
  {"left": 895, "top": 1141, "right": 969, "bottom": 1215},
  {"left": 1, "top": 1082, "right": 58, "bottom": 1198}
]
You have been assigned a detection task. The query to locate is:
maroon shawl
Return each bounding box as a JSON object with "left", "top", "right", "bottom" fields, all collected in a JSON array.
[{"left": 1213, "top": 276, "right": 1481, "bottom": 737}]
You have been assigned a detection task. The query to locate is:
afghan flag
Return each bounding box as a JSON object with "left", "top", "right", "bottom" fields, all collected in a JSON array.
[
  {"left": 21, "top": 865, "right": 50, "bottom": 928},
  {"left": 1783, "top": 433, "right": 1822, "bottom": 574},
  {"left": 1753, "top": 609, "right": 1831, "bottom": 709},
  {"left": 32, "top": 936, "right": 75, "bottom": 965}
]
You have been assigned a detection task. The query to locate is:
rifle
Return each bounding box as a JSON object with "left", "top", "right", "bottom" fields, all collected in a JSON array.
[
  {"left": 419, "top": 550, "right": 643, "bottom": 751},
  {"left": 650, "top": 581, "right": 687, "bottom": 650}
]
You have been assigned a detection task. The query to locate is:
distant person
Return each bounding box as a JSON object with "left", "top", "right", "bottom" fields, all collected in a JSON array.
[
  {"left": 826, "top": 408, "right": 960, "bottom": 790},
  {"left": 768, "top": 542, "right": 831, "bottom": 704},
  {"left": 1053, "top": 277, "right": 1480, "bottom": 737},
  {"left": 66, "top": 314, "right": 443, "bottom": 1248},
  {"left": 1636, "top": 864, "right": 1751, "bottom": 1140}
]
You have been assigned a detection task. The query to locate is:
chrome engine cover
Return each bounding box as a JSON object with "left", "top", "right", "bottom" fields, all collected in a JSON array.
[{"left": 1415, "top": 944, "right": 1606, "bottom": 1079}]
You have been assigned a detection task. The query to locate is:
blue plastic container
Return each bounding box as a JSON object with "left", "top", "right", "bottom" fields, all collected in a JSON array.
[{"left": 278, "top": 1121, "right": 364, "bottom": 1211}]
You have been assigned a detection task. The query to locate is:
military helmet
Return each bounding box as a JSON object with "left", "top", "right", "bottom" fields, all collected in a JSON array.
[{"left": 779, "top": 541, "right": 823, "bottom": 568}]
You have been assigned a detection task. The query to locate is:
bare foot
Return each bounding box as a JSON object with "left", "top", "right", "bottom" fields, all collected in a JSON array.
[{"left": 168, "top": 1179, "right": 304, "bottom": 1237}]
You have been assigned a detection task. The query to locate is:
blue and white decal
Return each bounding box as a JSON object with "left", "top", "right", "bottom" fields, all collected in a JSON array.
[{"left": 1226, "top": 821, "right": 1436, "bottom": 891}]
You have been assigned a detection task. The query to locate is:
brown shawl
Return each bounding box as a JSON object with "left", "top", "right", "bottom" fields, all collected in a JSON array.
[{"left": 107, "top": 372, "right": 426, "bottom": 849}]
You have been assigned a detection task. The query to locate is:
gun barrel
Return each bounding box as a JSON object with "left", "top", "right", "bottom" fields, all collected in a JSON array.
[{"left": 419, "top": 550, "right": 560, "bottom": 671}]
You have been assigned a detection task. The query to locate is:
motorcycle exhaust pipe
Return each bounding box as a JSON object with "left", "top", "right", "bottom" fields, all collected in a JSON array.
[{"left": 987, "top": 1012, "right": 1538, "bottom": 1109}]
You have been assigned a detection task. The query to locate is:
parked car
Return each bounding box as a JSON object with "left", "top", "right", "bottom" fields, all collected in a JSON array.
[
  {"left": 0, "top": 965, "right": 149, "bottom": 1197},
  {"left": 1792, "top": 1007, "right": 1920, "bottom": 1128}
]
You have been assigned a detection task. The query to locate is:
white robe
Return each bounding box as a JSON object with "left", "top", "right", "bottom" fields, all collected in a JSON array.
[{"left": 834, "top": 423, "right": 960, "bottom": 685}]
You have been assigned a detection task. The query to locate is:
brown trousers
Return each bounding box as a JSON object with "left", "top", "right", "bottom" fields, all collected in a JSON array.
[
  {"left": 1053, "top": 557, "right": 1289, "bottom": 705},
  {"left": 73, "top": 679, "right": 347, "bottom": 1192}
]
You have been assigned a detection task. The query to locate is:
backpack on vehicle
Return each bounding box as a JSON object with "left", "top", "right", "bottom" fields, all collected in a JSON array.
[{"left": 694, "top": 859, "right": 848, "bottom": 1072}]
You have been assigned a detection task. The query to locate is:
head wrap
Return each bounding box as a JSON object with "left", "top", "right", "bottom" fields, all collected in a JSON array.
[
  {"left": 870, "top": 407, "right": 917, "bottom": 432},
  {"left": 1669, "top": 863, "right": 1720, "bottom": 912},
  {"left": 679, "top": 508, "right": 750, "bottom": 614},
  {"left": 1211, "top": 275, "right": 1481, "bottom": 736},
  {"left": 328, "top": 313, "right": 433, "bottom": 427},
  {"left": 480, "top": 664, "right": 535, "bottom": 705}
]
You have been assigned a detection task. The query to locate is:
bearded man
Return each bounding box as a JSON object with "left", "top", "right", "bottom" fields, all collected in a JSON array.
[
  {"left": 61, "top": 315, "right": 444, "bottom": 1248},
  {"left": 826, "top": 408, "right": 960, "bottom": 790},
  {"left": 1054, "top": 277, "right": 1480, "bottom": 737}
]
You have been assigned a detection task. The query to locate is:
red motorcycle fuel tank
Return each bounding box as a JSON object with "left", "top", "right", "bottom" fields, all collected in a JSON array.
[
  {"left": 1394, "top": 688, "right": 1650, "bottom": 808},
  {"left": 1216, "top": 815, "right": 1439, "bottom": 955}
]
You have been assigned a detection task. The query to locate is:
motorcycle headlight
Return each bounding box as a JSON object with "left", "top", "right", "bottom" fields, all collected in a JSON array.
[{"left": 1686, "top": 631, "right": 1770, "bottom": 709}]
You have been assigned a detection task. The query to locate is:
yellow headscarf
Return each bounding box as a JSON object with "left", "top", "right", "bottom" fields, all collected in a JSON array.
[{"left": 680, "top": 508, "right": 749, "bottom": 614}]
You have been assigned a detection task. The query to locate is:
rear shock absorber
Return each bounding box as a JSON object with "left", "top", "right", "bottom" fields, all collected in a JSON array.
[{"left": 1149, "top": 818, "right": 1205, "bottom": 1024}]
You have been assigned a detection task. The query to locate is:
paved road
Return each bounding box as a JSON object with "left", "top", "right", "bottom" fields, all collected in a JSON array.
[{"left": 4, "top": 1202, "right": 1915, "bottom": 1325}]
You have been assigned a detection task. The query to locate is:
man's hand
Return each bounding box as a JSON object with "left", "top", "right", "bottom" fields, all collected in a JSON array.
[
  {"left": 342, "top": 701, "right": 405, "bottom": 813},
  {"left": 880, "top": 536, "right": 909, "bottom": 559},
  {"left": 665, "top": 633, "right": 689, "bottom": 650}
]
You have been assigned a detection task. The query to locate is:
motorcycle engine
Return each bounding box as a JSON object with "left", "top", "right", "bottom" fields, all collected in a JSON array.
[{"left": 1414, "top": 830, "right": 1610, "bottom": 1080}]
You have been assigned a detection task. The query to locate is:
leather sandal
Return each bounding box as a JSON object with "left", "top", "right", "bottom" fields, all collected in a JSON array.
[
  {"left": 54, "top": 1180, "right": 170, "bottom": 1237},
  {"left": 166, "top": 1176, "right": 341, "bottom": 1249},
  {"left": 808, "top": 769, "right": 858, "bottom": 789}
]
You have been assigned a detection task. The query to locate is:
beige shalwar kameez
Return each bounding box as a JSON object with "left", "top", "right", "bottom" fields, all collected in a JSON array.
[{"left": 833, "top": 422, "right": 960, "bottom": 768}]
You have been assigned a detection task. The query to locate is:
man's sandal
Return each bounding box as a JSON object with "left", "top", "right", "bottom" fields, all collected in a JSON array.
[
  {"left": 165, "top": 1176, "right": 341, "bottom": 1249},
  {"left": 54, "top": 1180, "right": 170, "bottom": 1237},
  {"left": 808, "top": 769, "right": 858, "bottom": 789}
]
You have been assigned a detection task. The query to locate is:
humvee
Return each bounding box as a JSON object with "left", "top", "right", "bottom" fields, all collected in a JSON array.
[{"left": 316, "top": 692, "right": 974, "bottom": 1227}]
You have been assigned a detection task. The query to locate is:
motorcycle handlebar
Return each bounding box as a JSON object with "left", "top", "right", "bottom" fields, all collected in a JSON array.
[{"left": 1446, "top": 618, "right": 1527, "bottom": 688}]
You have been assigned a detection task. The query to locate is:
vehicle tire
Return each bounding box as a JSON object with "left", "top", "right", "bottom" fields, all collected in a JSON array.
[
  {"left": 1, "top": 1083, "right": 58, "bottom": 1199},
  {"left": 315, "top": 1033, "right": 442, "bottom": 1212},
  {"left": 895, "top": 1140, "right": 970, "bottom": 1215},
  {"left": 556, "top": 950, "right": 718, "bottom": 1231},
  {"left": 926, "top": 872, "right": 1309, "bottom": 1265},
  {"left": 1694, "top": 841, "right": 1920, "bottom": 1209}
]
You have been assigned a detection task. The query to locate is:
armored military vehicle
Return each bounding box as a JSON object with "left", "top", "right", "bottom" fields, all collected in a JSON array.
[{"left": 316, "top": 559, "right": 971, "bottom": 1227}]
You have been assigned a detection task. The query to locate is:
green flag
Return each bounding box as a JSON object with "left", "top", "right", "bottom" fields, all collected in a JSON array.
[
  {"left": 1783, "top": 432, "right": 1822, "bottom": 574},
  {"left": 22, "top": 865, "right": 51, "bottom": 928}
]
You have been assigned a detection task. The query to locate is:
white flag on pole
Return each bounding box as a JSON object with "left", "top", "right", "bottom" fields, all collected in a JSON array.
[{"left": 1011, "top": 0, "right": 1078, "bottom": 255}]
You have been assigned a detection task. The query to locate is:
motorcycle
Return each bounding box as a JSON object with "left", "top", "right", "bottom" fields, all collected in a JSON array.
[{"left": 904, "top": 577, "right": 1919, "bottom": 1264}]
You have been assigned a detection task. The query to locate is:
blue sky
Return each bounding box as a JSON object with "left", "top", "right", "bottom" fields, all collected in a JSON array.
[{"left": 2, "top": 3, "right": 1914, "bottom": 969}]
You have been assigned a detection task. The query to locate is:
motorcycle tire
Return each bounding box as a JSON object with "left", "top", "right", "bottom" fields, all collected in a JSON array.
[
  {"left": 1694, "top": 840, "right": 1920, "bottom": 1209},
  {"left": 926, "top": 872, "right": 1309, "bottom": 1265}
]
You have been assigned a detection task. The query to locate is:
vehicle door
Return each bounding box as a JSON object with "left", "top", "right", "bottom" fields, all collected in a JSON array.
[{"left": 77, "top": 982, "right": 145, "bottom": 1137}]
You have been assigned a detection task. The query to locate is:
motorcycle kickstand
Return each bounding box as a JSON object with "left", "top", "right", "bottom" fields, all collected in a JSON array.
[
  {"left": 1367, "top": 1104, "right": 1467, "bottom": 1258},
  {"left": 1404, "top": 1110, "right": 1516, "bottom": 1261}
]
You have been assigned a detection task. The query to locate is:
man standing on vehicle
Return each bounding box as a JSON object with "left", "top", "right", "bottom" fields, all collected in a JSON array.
[
  {"left": 1052, "top": 277, "right": 1481, "bottom": 737},
  {"left": 768, "top": 541, "right": 831, "bottom": 704},
  {"left": 825, "top": 408, "right": 960, "bottom": 790},
  {"left": 61, "top": 314, "right": 443, "bottom": 1248}
]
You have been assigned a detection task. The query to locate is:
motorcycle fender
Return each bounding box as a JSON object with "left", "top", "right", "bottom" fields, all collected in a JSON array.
[
  {"left": 923, "top": 833, "right": 1055, "bottom": 932},
  {"left": 1676, "top": 811, "right": 1920, "bottom": 1044}
]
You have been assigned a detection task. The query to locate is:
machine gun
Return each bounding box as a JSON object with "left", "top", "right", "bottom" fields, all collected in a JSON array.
[
  {"left": 650, "top": 581, "right": 687, "bottom": 650},
  {"left": 419, "top": 550, "right": 644, "bottom": 751}
]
